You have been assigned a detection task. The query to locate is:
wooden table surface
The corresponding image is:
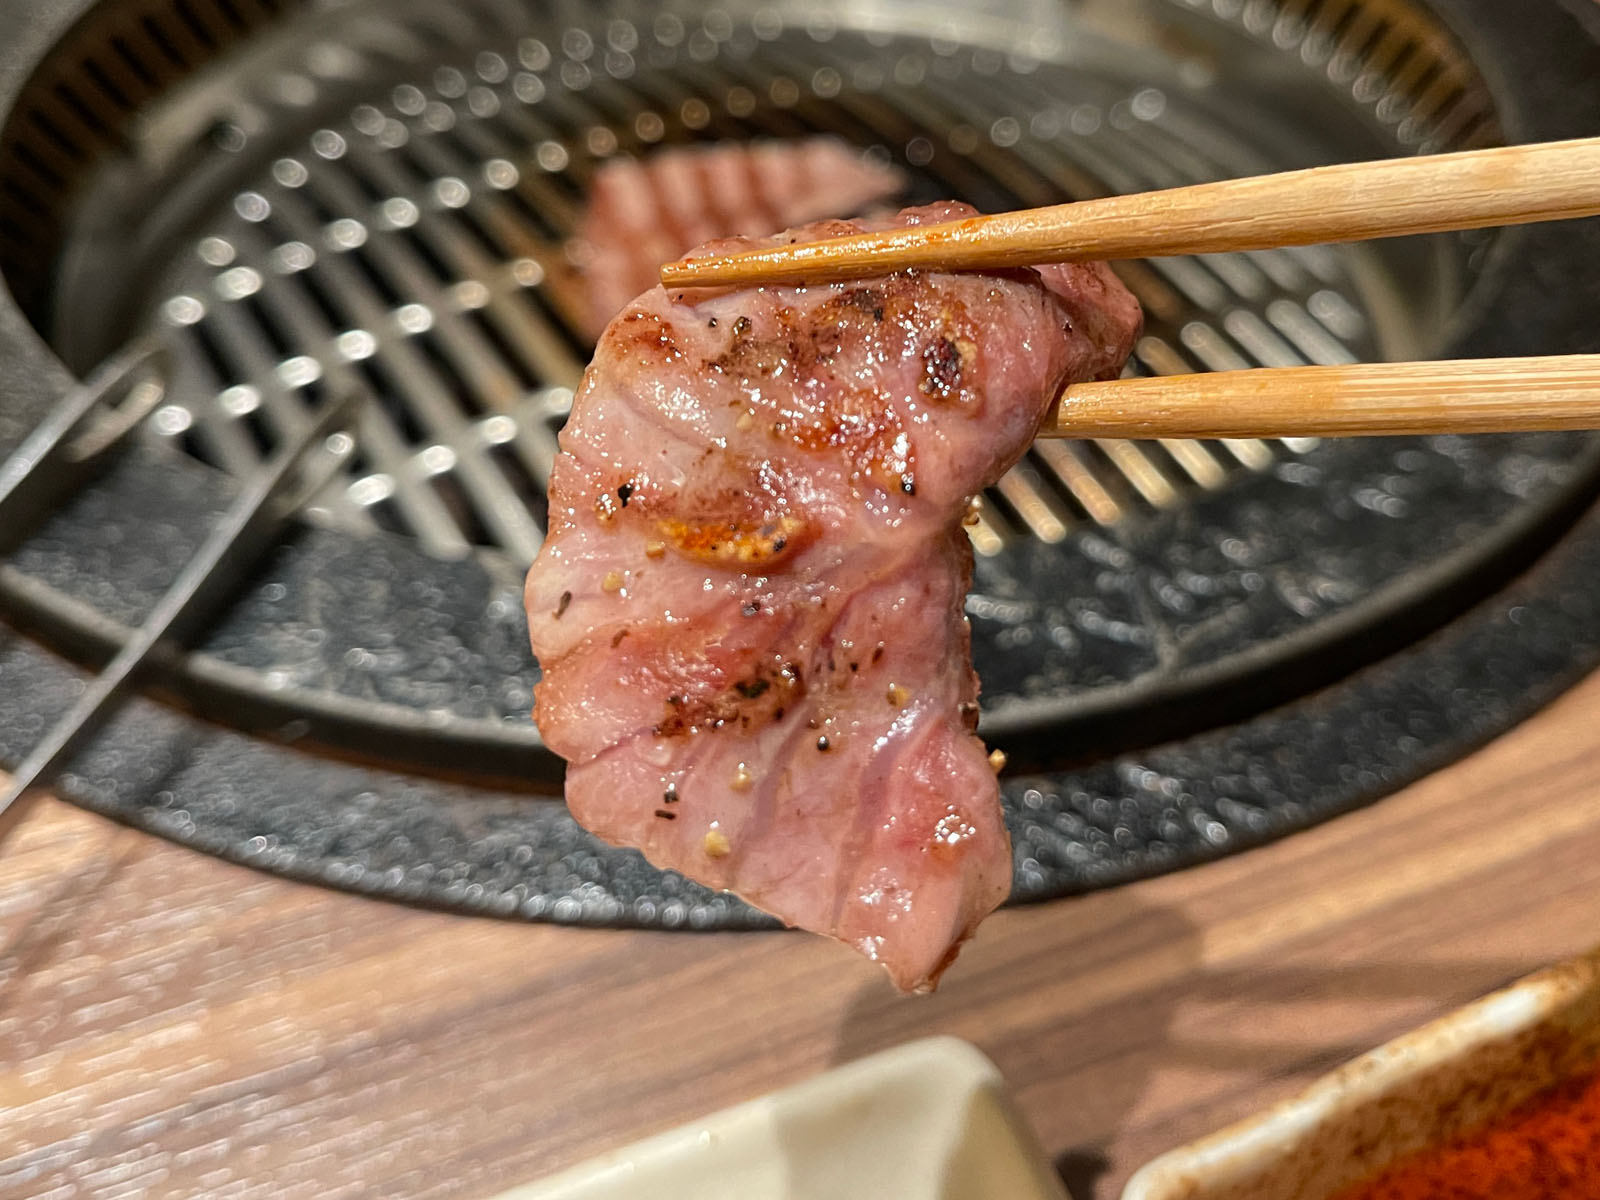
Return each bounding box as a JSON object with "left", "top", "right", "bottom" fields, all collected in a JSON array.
[{"left": 4, "top": 669, "right": 1600, "bottom": 1200}]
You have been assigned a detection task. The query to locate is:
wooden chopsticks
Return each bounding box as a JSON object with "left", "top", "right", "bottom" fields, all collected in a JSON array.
[
  {"left": 658, "top": 137, "right": 1600, "bottom": 288},
  {"left": 655, "top": 139, "right": 1600, "bottom": 439},
  {"left": 1045, "top": 356, "right": 1600, "bottom": 440}
]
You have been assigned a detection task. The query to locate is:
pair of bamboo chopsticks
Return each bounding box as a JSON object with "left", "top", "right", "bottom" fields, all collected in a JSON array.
[{"left": 658, "top": 137, "right": 1600, "bottom": 441}]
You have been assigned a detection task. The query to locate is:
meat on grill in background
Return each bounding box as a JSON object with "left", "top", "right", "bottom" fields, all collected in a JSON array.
[
  {"left": 571, "top": 138, "right": 905, "bottom": 339},
  {"left": 526, "top": 202, "right": 1142, "bottom": 990}
]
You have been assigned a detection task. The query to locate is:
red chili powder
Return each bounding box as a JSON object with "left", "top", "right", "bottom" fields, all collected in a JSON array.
[{"left": 1332, "top": 1067, "right": 1600, "bottom": 1200}]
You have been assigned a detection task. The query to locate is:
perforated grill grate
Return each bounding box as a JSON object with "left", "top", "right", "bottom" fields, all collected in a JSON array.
[
  {"left": 13, "top": 0, "right": 1600, "bottom": 934},
  {"left": 7, "top": 0, "right": 1502, "bottom": 566}
]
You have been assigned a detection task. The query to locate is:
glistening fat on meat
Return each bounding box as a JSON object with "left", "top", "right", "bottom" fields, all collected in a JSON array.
[{"left": 526, "top": 202, "right": 1141, "bottom": 992}]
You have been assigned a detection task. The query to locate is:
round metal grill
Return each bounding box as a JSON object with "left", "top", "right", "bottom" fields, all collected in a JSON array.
[
  {"left": 18, "top": 0, "right": 1502, "bottom": 568},
  {"left": 6, "top": 0, "right": 1600, "bottom": 927}
]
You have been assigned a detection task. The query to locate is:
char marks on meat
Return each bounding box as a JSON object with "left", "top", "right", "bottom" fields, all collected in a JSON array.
[
  {"left": 527, "top": 202, "right": 1141, "bottom": 991},
  {"left": 573, "top": 138, "right": 905, "bottom": 339}
]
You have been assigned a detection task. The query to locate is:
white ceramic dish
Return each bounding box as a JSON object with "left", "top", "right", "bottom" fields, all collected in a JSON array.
[
  {"left": 1123, "top": 946, "right": 1600, "bottom": 1200},
  {"left": 491, "top": 1037, "right": 1070, "bottom": 1200}
]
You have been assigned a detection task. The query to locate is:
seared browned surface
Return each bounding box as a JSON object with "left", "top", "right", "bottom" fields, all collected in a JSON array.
[
  {"left": 5, "top": 670, "right": 1600, "bottom": 1198},
  {"left": 526, "top": 204, "right": 1140, "bottom": 991}
]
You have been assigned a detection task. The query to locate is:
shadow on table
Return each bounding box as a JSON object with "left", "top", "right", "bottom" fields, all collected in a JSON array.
[
  {"left": 827, "top": 887, "right": 1203, "bottom": 1200},
  {"left": 826, "top": 884, "right": 1551, "bottom": 1200}
]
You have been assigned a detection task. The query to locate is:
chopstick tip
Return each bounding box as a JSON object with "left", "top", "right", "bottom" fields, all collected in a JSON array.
[{"left": 657, "top": 258, "right": 701, "bottom": 288}]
